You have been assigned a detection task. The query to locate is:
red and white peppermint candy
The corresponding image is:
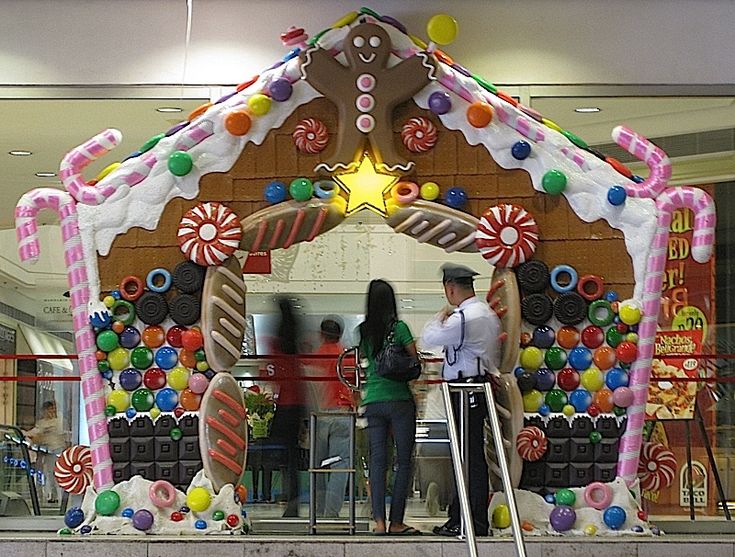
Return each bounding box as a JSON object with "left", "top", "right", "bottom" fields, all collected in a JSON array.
[
  {"left": 475, "top": 204, "right": 539, "bottom": 268},
  {"left": 516, "top": 426, "right": 547, "bottom": 461},
  {"left": 401, "top": 117, "right": 438, "bottom": 153},
  {"left": 637, "top": 442, "right": 677, "bottom": 492},
  {"left": 178, "top": 202, "right": 242, "bottom": 266},
  {"left": 292, "top": 118, "right": 329, "bottom": 154},
  {"left": 54, "top": 445, "right": 93, "bottom": 494}
]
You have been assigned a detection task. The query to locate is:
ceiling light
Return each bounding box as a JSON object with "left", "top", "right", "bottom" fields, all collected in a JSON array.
[
  {"left": 35, "top": 171, "right": 57, "bottom": 178},
  {"left": 8, "top": 150, "right": 32, "bottom": 156},
  {"left": 401, "top": 298, "right": 414, "bottom": 303},
  {"left": 574, "top": 107, "right": 601, "bottom": 113},
  {"left": 156, "top": 106, "right": 183, "bottom": 113}
]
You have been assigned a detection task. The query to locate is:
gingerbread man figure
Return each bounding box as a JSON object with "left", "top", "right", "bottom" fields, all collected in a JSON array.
[{"left": 300, "top": 22, "right": 435, "bottom": 173}]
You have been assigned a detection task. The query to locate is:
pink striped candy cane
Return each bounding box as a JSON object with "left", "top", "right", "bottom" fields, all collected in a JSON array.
[
  {"left": 617, "top": 185, "right": 716, "bottom": 484},
  {"left": 490, "top": 99, "right": 546, "bottom": 143},
  {"left": 61, "top": 129, "right": 123, "bottom": 205},
  {"left": 612, "top": 125, "right": 672, "bottom": 198},
  {"left": 15, "top": 188, "right": 114, "bottom": 490}
]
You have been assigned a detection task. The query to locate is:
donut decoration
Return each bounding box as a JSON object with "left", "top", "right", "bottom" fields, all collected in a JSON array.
[
  {"left": 516, "top": 426, "right": 547, "bottom": 461},
  {"left": 292, "top": 118, "right": 329, "bottom": 154},
  {"left": 475, "top": 204, "right": 539, "bottom": 268},
  {"left": 54, "top": 445, "right": 93, "bottom": 494},
  {"left": 401, "top": 117, "right": 438, "bottom": 153},
  {"left": 177, "top": 202, "right": 242, "bottom": 267},
  {"left": 638, "top": 442, "right": 677, "bottom": 492}
]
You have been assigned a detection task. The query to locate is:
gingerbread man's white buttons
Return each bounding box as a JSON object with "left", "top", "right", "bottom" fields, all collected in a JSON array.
[
  {"left": 356, "top": 73, "right": 376, "bottom": 92},
  {"left": 356, "top": 114, "right": 376, "bottom": 133},
  {"left": 356, "top": 94, "right": 376, "bottom": 113}
]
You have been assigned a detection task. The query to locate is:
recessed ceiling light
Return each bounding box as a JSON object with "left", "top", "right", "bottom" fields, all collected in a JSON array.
[
  {"left": 9, "top": 150, "right": 32, "bottom": 156},
  {"left": 400, "top": 298, "right": 414, "bottom": 302},
  {"left": 156, "top": 106, "right": 183, "bottom": 113},
  {"left": 574, "top": 107, "right": 601, "bottom": 113},
  {"left": 35, "top": 171, "right": 57, "bottom": 178}
]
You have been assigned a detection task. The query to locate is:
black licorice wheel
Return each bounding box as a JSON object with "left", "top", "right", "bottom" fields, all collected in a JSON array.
[
  {"left": 516, "top": 260, "right": 550, "bottom": 293},
  {"left": 169, "top": 293, "right": 201, "bottom": 326},
  {"left": 172, "top": 261, "right": 206, "bottom": 294},
  {"left": 135, "top": 292, "right": 169, "bottom": 325},
  {"left": 521, "top": 293, "right": 553, "bottom": 326},
  {"left": 553, "top": 292, "right": 588, "bottom": 325}
]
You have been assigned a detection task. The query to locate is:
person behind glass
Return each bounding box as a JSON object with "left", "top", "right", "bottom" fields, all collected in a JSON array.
[
  {"left": 25, "top": 399, "right": 65, "bottom": 504},
  {"left": 359, "top": 279, "right": 422, "bottom": 535},
  {"left": 421, "top": 264, "right": 500, "bottom": 537}
]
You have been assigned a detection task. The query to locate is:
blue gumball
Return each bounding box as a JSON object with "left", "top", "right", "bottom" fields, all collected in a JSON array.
[
  {"left": 195, "top": 519, "right": 207, "bottom": 530},
  {"left": 607, "top": 185, "right": 627, "bottom": 206},
  {"left": 80, "top": 525, "right": 93, "bottom": 535},
  {"left": 64, "top": 507, "right": 85, "bottom": 529},
  {"left": 119, "top": 326, "right": 141, "bottom": 349},
  {"left": 155, "top": 347, "right": 178, "bottom": 370},
  {"left": 604, "top": 290, "right": 619, "bottom": 302},
  {"left": 605, "top": 367, "right": 629, "bottom": 390},
  {"left": 631, "top": 175, "right": 644, "bottom": 184},
  {"left": 535, "top": 368, "right": 556, "bottom": 391},
  {"left": 514, "top": 366, "right": 525, "bottom": 378},
  {"left": 119, "top": 368, "right": 142, "bottom": 391},
  {"left": 538, "top": 403, "right": 551, "bottom": 417},
  {"left": 532, "top": 326, "right": 556, "bottom": 349},
  {"left": 511, "top": 140, "right": 531, "bottom": 160},
  {"left": 101, "top": 369, "right": 113, "bottom": 381},
  {"left": 603, "top": 505, "right": 627, "bottom": 530},
  {"left": 121, "top": 507, "right": 134, "bottom": 518},
  {"left": 569, "top": 388, "right": 592, "bottom": 412},
  {"left": 544, "top": 493, "right": 556, "bottom": 504},
  {"left": 444, "top": 187, "right": 468, "bottom": 209},
  {"left": 125, "top": 408, "right": 137, "bottom": 419},
  {"left": 156, "top": 387, "right": 179, "bottom": 412},
  {"left": 264, "top": 181, "right": 287, "bottom": 204},
  {"left": 111, "top": 290, "right": 122, "bottom": 300},
  {"left": 568, "top": 347, "right": 592, "bottom": 371}
]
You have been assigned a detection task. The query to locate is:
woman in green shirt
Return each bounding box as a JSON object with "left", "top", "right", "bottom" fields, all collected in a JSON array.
[{"left": 359, "top": 279, "right": 421, "bottom": 535}]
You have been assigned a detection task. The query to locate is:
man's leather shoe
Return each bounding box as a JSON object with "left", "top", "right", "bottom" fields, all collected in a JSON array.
[{"left": 432, "top": 521, "right": 460, "bottom": 536}]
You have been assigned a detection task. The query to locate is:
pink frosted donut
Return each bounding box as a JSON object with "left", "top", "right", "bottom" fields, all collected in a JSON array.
[
  {"left": 516, "top": 426, "right": 547, "bottom": 461},
  {"left": 293, "top": 118, "right": 329, "bottom": 154},
  {"left": 475, "top": 203, "right": 539, "bottom": 268},
  {"left": 178, "top": 202, "right": 242, "bottom": 266},
  {"left": 401, "top": 117, "right": 438, "bottom": 153},
  {"left": 149, "top": 479, "right": 177, "bottom": 508},
  {"left": 584, "top": 481, "right": 613, "bottom": 510},
  {"left": 54, "top": 445, "right": 93, "bottom": 495},
  {"left": 391, "top": 181, "right": 419, "bottom": 204},
  {"left": 638, "top": 442, "right": 677, "bottom": 492}
]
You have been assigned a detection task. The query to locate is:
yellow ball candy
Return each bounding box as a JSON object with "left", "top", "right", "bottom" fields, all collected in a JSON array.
[
  {"left": 584, "top": 524, "right": 598, "bottom": 536},
  {"left": 96, "top": 162, "right": 120, "bottom": 182},
  {"left": 519, "top": 347, "right": 544, "bottom": 371},
  {"left": 619, "top": 304, "right": 642, "bottom": 325},
  {"left": 522, "top": 389, "right": 544, "bottom": 413},
  {"left": 427, "top": 14, "right": 458, "bottom": 45},
  {"left": 107, "top": 390, "right": 129, "bottom": 413},
  {"left": 420, "top": 181, "right": 440, "bottom": 201},
  {"left": 103, "top": 295, "right": 116, "bottom": 308},
  {"left": 492, "top": 504, "right": 511, "bottom": 529},
  {"left": 108, "top": 347, "right": 130, "bottom": 371},
  {"left": 562, "top": 404, "right": 575, "bottom": 417},
  {"left": 580, "top": 367, "right": 604, "bottom": 391},
  {"left": 186, "top": 486, "right": 211, "bottom": 512},
  {"left": 168, "top": 366, "right": 190, "bottom": 391},
  {"left": 149, "top": 407, "right": 161, "bottom": 420},
  {"left": 248, "top": 94, "right": 271, "bottom": 116},
  {"left": 626, "top": 333, "right": 639, "bottom": 343}
]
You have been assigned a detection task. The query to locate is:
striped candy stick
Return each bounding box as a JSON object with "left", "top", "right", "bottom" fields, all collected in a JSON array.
[
  {"left": 61, "top": 129, "right": 123, "bottom": 205},
  {"left": 15, "top": 188, "right": 114, "bottom": 490},
  {"left": 612, "top": 125, "right": 672, "bottom": 198},
  {"left": 617, "top": 186, "right": 715, "bottom": 484}
]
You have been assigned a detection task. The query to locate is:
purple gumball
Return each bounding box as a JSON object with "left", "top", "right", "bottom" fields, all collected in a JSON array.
[
  {"left": 268, "top": 78, "right": 293, "bottom": 102},
  {"left": 549, "top": 505, "right": 576, "bottom": 532},
  {"left": 132, "top": 509, "right": 154, "bottom": 531},
  {"left": 428, "top": 91, "right": 451, "bottom": 115}
]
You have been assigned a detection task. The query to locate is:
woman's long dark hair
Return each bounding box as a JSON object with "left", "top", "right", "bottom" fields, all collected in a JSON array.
[
  {"left": 276, "top": 296, "right": 301, "bottom": 355},
  {"left": 359, "top": 279, "right": 398, "bottom": 357}
]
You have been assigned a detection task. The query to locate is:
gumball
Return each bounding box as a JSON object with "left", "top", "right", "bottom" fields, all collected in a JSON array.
[
  {"left": 235, "top": 484, "right": 248, "bottom": 504},
  {"left": 264, "top": 180, "right": 287, "bottom": 204},
  {"left": 168, "top": 151, "right": 193, "bottom": 176},
  {"left": 492, "top": 504, "right": 511, "bottom": 529},
  {"left": 520, "top": 332, "right": 531, "bottom": 347},
  {"left": 125, "top": 408, "right": 137, "bottom": 419},
  {"left": 268, "top": 78, "right": 292, "bottom": 102},
  {"left": 606, "top": 327, "right": 624, "bottom": 348},
  {"left": 587, "top": 404, "right": 601, "bottom": 417},
  {"left": 96, "top": 330, "right": 119, "bottom": 352},
  {"left": 174, "top": 407, "right": 185, "bottom": 418},
  {"left": 180, "top": 389, "right": 202, "bottom": 411},
  {"left": 511, "top": 140, "right": 531, "bottom": 160},
  {"left": 589, "top": 431, "right": 602, "bottom": 444},
  {"left": 226, "top": 514, "right": 240, "bottom": 528},
  {"left": 539, "top": 403, "right": 551, "bottom": 417},
  {"left": 542, "top": 170, "right": 567, "bottom": 195},
  {"left": 59, "top": 528, "right": 72, "bottom": 536},
  {"left": 131, "top": 346, "right": 154, "bottom": 370},
  {"left": 156, "top": 387, "right": 179, "bottom": 412},
  {"left": 119, "top": 368, "right": 143, "bottom": 391},
  {"left": 212, "top": 510, "right": 225, "bottom": 521},
  {"left": 562, "top": 404, "right": 575, "bottom": 417},
  {"left": 593, "top": 346, "right": 616, "bottom": 371},
  {"left": 80, "top": 525, "right": 92, "bottom": 535},
  {"left": 108, "top": 347, "right": 130, "bottom": 371},
  {"left": 181, "top": 329, "right": 204, "bottom": 351},
  {"left": 107, "top": 390, "right": 129, "bottom": 413},
  {"left": 132, "top": 388, "right": 155, "bottom": 412},
  {"left": 98, "top": 360, "right": 110, "bottom": 373},
  {"left": 544, "top": 493, "right": 556, "bottom": 504},
  {"left": 535, "top": 368, "right": 556, "bottom": 391},
  {"left": 519, "top": 347, "right": 544, "bottom": 371},
  {"left": 651, "top": 526, "right": 661, "bottom": 536},
  {"left": 96, "top": 350, "right": 107, "bottom": 361},
  {"left": 584, "top": 524, "right": 598, "bottom": 536},
  {"left": 103, "top": 295, "right": 116, "bottom": 308},
  {"left": 521, "top": 520, "right": 534, "bottom": 532},
  {"left": 419, "top": 181, "right": 440, "bottom": 201},
  {"left": 95, "top": 490, "right": 121, "bottom": 516},
  {"left": 466, "top": 101, "right": 493, "bottom": 128},
  {"left": 170, "top": 427, "right": 183, "bottom": 441},
  {"left": 637, "top": 510, "right": 648, "bottom": 521},
  {"left": 248, "top": 93, "right": 271, "bottom": 116},
  {"left": 289, "top": 177, "right": 313, "bottom": 201},
  {"left": 196, "top": 360, "right": 209, "bottom": 372},
  {"left": 557, "top": 368, "right": 580, "bottom": 391},
  {"left": 522, "top": 389, "right": 544, "bottom": 412},
  {"left": 532, "top": 326, "right": 555, "bottom": 349},
  {"left": 612, "top": 386, "right": 634, "bottom": 408},
  {"left": 593, "top": 388, "right": 615, "bottom": 413},
  {"left": 581, "top": 326, "right": 604, "bottom": 349},
  {"left": 194, "top": 349, "right": 207, "bottom": 362},
  {"left": 626, "top": 333, "right": 639, "bottom": 343},
  {"left": 549, "top": 505, "right": 576, "bottom": 532},
  {"left": 514, "top": 366, "right": 524, "bottom": 378},
  {"left": 616, "top": 322, "right": 629, "bottom": 334},
  {"left": 428, "top": 91, "right": 451, "bottom": 115},
  {"left": 101, "top": 369, "right": 113, "bottom": 381},
  {"left": 545, "top": 347, "right": 567, "bottom": 370},
  {"left": 155, "top": 347, "right": 178, "bottom": 370},
  {"left": 616, "top": 341, "right": 638, "bottom": 364},
  {"left": 568, "top": 347, "right": 592, "bottom": 371},
  {"left": 133, "top": 509, "right": 154, "bottom": 531},
  {"left": 142, "top": 325, "right": 165, "bottom": 348},
  {"left": 150, "top": 407, "right": 161, "bottom": 420},
  {"left": 619, "top": 303, "right": 642, "bottom": 325},
  {"left": 105, "top": 405, "right": 117, "bottom": 417},
  {"left": 168, "top": 366, "right": 190, "bottom": 390},
  {"left": 144, "top": 368, "right": 167, "bottom": 390},
  {"left": 555, "top": 488, "right": 575, "bottom": 506},
  {"left": 607, "top": 185, "right": 627, "bottom": 206},
  {"left": 557, "top": 326, "right": 580, "bottom": 349},
  {"left": 179, "top": 349, "right": 197, "bottom": 369},
  {"left": 603, "top": 506, "right": 626, "bottom": 530},
  {"left": 64, "top": 507, "right": 85, "bottom": 529},
  {"left": 119, "top": 326, "right": 141, "bottom": 349},
  {"left": 166, "top": 326, "right": 187, "bottom": 348},
  {"left": 188, "top": 373, "right": 210, "bottom": 394},
  {"left": 444, "top": 187, "right": 468, "bottom": 209},
  {"left": 545, "top": 389, "right": 568, "bottom": 412},
  {"left": 569, "top": 388, "right": 592, "bottom": 412},
  {"left": 605, "top": 291, "right": 619, "bottom": 302},
  {"left": 170, "top": 511, "right": 184, "bottom": 522},
  {"left": 187, "top": 487, "right": 212, "bottom": 513},
  {"left": 112, "top": 321, "right": 125, "bottom": 334},
  {"left": 516, "top": 371, "right": 537, "bottom": 392},
  {"left": 580, "top": 367, "right": 604, "bottom": 391}
]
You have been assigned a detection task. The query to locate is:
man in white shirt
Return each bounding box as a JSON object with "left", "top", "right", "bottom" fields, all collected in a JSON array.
[{"left": 422, "top": 264, "right": 500, "bottom": 537}]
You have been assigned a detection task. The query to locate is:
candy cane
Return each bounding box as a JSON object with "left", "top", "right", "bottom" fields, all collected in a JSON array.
[
  {"left": 617, "top": 185, "right": 715, "bottom": 484},
  {"left": 560, "top": 146, "right": 592, "bottom": 172},
  {"left": 60, "top": 129, "right": 123, "bottom": 205},
  {"left": 490, "top": 100, "right": 546, "bottom": 143},
  {"left": 15, "top": 188, "right": 114, "bottom": 490},
  {"left": 612, "top": 125, "right": 672, "bottom": 198}
]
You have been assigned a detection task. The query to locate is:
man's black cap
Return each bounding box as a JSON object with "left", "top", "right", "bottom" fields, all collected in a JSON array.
[{"left": 441, "top": 263, "right": 480, "bottom": 283}]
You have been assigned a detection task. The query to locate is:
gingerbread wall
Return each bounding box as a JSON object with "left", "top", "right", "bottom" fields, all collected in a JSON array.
[{"left": 99, "top": 98, "right": 633, "bottom": 298}]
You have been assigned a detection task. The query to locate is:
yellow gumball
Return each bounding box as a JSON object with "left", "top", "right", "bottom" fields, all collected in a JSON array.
[
  {"left": 103, "top": 295, "right": 116, "bottom": 308},
  {"left": 149, "top": 407, "right": 161, "bottom": 420},
  {"left": 107, "top": 390, "right": 130, "bottom": 413},
  {"left": 108, "top": 347, "right": 130, "bottom": 371},
  {"left": 492, "top": 504, "right": 511, "bottom": 529},
  {"left": 427, "top": 14, "right": 458, "bottom": 45},
  {"left": 186, "top": 486, "right": 211, "bottom": 512},
  {"left": 248, "top": 94, "right": 271, "bottom": 116},
  {"left": 584, "top": 524, "right": 598, "bottom": 536},
  {"left": 562, "top": 404, "right": 575, "bottom": 417},
  {"left": 519, "top": 347, "right": 544, "bottom": 371},
  {"left": 96, "top": 162, "right": 120, "bottom": 182},
  {"left": 619, "top": 304, "right": 642, "bottom": 325},
  {"left": 626, "top": 333, "right": 639, "bottom": 343},
  {"left": 168, "top": 366, "right": 190, "bottom": 391},
  {"left": 420, "top": 181, "right": 440, "bottom": 201},
  {"left": 196, "top": 360, "right": 209, "bottom": 372},
  {"left": 522, "top": 389, "right": 544, "bottom": 413},
  {"left": 580, "top": 367, "right": 604, "bottom": 391}
]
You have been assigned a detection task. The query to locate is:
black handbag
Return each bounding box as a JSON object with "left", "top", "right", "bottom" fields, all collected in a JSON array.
[{"left": 375, "top": 321, "right": 422, "bottom": 382}]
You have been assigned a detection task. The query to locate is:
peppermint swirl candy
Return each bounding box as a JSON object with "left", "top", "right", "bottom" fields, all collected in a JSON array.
[
  {"left": 516, "top": 426, "right": 547, "bottom": 461},
  {"left": 292, "top": 118, "right": 329, "bottom": 154},
  {"left": 475, "top": 204, "right": 539, "bottom": 268},
  {"left": 54, "top": 445, "right": 93, "bottom": 494},
  {"left": 178, "top": 202, "right": 242, "bottom": 266},
  {"left": 638, "top": 442, "right": 677, "bottom": 492},
  {"left": 401, "top": 117, "right": 438, "bottom": 153}
]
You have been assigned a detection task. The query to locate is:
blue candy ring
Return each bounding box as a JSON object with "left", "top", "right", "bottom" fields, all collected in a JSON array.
[
  {"left": 314, "top": 179, "right": 338, "bottom": 199},
  {"left": 146, "top": 268, "right": 172, "bottom": 293},
  {"left": 550, "top": 264, "right": 578, "bottom": 293}
]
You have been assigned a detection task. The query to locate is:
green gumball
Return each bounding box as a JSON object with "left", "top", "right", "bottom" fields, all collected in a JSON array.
[
  {"left": 104, "top": 405, "right": 117, "bottom": 417},
  {"left": 95, "top": 490, "right": 121, "bottom": 516},
  {"left": 544, "top": 347, "right": 567, "bottom": 370},
  {"left": 212, "top": 510, "right": 225, "bottom": 521},
  {"left": 170, "top": 427, "right": 183, "bottom": 441},
  {"left": 606, "top": 327, "right": 624, "bottom": 348},
  {"left": 555, "top": 488, "right": 576, "bottom": 506},
  {"left": 589, "top": 431, "right": 602, "bottom": 444},
  {"left": 96, "top": 330, "right": 119, "bottom": 352},
  {"left": 130, "top": 346, "right": 153, "bottom": 370},
  {"left": 168, "top": 151, "right": 193, "bottom": 176},
  {"left": 289, "top": 178, "right": 314, "bottom": 201},
  {"left": 613, "top": 406, "right": 627, "bottom": 417},
  {"left": 542, "top": 169, "right": 567, "bottom": 195},
  {"left": 131, "top": 388, "right": 155, "bottom": 412},
  {"left": 545, "top": 389, "right": 568, "bottom": 412}
]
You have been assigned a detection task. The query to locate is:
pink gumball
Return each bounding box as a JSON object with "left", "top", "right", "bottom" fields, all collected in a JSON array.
[
  {"left": 612, "top": 386, "right": 634, "bottom": 408},
  {"left": 188, "top": 373, "right": 210, "bottom": 395}
]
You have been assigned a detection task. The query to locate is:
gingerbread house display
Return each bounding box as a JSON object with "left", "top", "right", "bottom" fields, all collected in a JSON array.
[{"left": 15, "top": 7, "right": 715, "bottom": 536}]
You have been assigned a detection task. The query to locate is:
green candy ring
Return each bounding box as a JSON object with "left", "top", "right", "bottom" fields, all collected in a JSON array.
[
  {"left": 111, "top": 300, "right": 136, "bottom": 326},
  {"left": 588, "top": 300, "right": 615, "bottom": 327}
]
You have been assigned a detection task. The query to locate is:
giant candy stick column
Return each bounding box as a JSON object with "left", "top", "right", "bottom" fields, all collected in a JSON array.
[
  {"left": 61, "top": 128, "right": 122, "bottom": 205},
  {"left": 15, "top": 188, "right": 114, "bottom": 489}
]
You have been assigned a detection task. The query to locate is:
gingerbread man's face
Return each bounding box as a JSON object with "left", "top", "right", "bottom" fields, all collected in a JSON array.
[{"left": 345, "top": 23, "right": 391, "bottom": 68}]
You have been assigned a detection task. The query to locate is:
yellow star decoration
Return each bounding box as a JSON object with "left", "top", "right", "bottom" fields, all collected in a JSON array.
[{"left": 333, "top": 154, "right": 399, "bottom": 216}]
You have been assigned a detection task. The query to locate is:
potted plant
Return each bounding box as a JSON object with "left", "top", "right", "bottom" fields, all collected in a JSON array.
[{"left": 244, "top": 386, "right": 276, "bottom": 439}]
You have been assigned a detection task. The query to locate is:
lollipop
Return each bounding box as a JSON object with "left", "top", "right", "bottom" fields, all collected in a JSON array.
[{"left": 54, "top": 445, "right": 93, "bottom": 494}]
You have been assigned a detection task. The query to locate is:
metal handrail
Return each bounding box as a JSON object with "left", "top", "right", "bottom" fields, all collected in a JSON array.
[
  {"left": 0, "top": 424, "right": 41, "bottom": 516},
  {"left": 336, "top": 346, "right": 362, "bottom": 392}
]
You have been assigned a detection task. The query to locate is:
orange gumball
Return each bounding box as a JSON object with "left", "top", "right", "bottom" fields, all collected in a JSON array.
[
  {"left": 593, "top": 346, "right": 616, "bottom": 370},
  {"left": 235, "top": 484, "right": 248, "bottom": 504},
  {"left": 180, "top": 388, "right": 202, "bottom": 411},
  {"left": 112, "top": 321, "right": 125, "bottom": 334},
  {"left": 225, "top": 110, "right": 252, "bottom": 136},
  {"left": 142, "top": 325, "right": 165, "bottom": 349},
  {"left": 467, "top": 102, "right": 493, "bottom": 128},
  {"left": 556, "top": 326, "right": 580, "bottom": 350},
  {"left": 593, "top": 388, "right": 614, "bottom": 413},
  {"left": 96, "top": 350, "right": 107, "bottom": 361},
  {"left": 179, "top": 348, "right": 197, "bottom": 369}
]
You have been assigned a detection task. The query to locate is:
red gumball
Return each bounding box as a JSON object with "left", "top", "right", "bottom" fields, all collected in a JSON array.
[
  {"left": 557, "top": 368, "right": 580, "bottom": 391},
  {"left": 174, "top": 406, "right": 185, "bottom": 418},
  {"left": 181, "top": 329, "right": 203, "bottom": 351},
  {"left": 166, "top": 326, "right": 187, "bottom": 348},
  {"left": 587, "top": 404, "right": 601, "bottom": 417},
  {"left": 616, "top": 322, "right": 629, "bottom": 334},
  {"left": 226, "top": 514, "right": 240, "bottom": 528},
  {"left": 581, "top": 325, "right": 604, "bottom": 349},
  {"left": 144, "top": 368, "right": 167, "bottom": 390},
  {"left": 171, "top": 511, "right": 184, "bottom": 522},
  {"left": 637, "top": 510, "right": 648, "bottom": 521},
  {"left": 616, "top": 341, "right": 638, "bottom": 364}
]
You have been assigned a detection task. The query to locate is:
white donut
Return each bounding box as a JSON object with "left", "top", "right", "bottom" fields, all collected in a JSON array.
[
  {"left": 475, "top": 203, "right": 539, "bottom": 268},
  {"left": 178, "top": 202, "right": 242, "bottom": 266}
]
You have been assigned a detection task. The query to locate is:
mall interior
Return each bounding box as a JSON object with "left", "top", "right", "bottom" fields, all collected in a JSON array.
[{"left": 0, "top": 1, "right": 734, "bottom": 556}]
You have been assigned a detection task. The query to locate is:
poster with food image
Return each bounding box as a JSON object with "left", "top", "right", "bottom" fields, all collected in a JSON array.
[{"left": 646, "top": 330, "right": 703, "bottom": 420}]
